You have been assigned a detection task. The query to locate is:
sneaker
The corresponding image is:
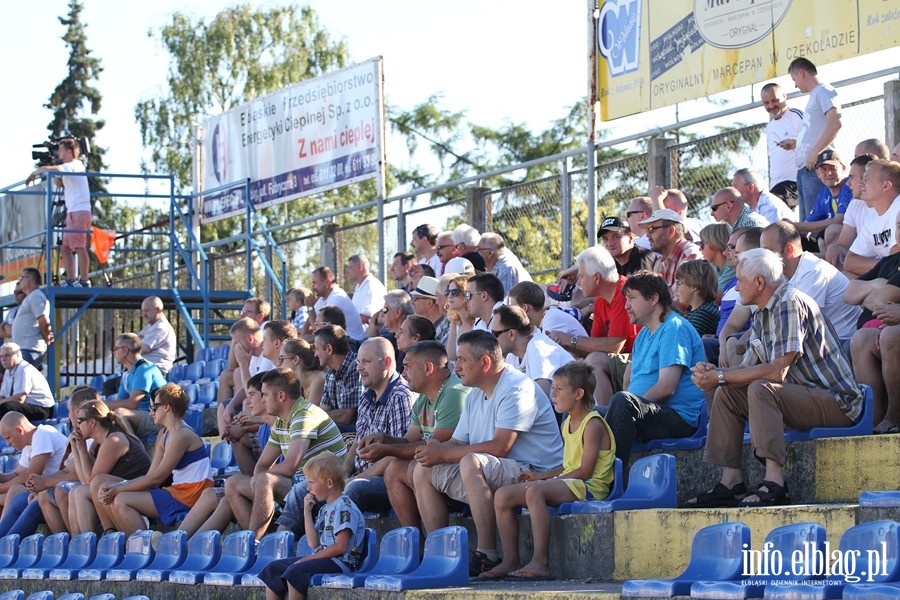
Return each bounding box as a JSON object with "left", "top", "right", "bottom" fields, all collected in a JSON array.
[
  {"left": 59, "top": 279, "right": 75, "bottom": 287},
  {"left": 77, "top": 279, "right": 91, "bottom": 288},
  {"left": 469, "top": 550, "right": 501, "bottom": 577}
]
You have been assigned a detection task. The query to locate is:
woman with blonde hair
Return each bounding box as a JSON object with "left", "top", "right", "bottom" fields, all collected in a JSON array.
[
  {"left": 69, "top": 399, "right": 152, "bottom": 534},
  {"left": 98, "top": 383, "right": 212, "bottom": 535},
  {"left": 699, "top": 222, "right": 734, "bottom": 297},
  {"left": 444, "top": 274, "right": 475, "bottom": 362},
  {"left": 279, "top": 338, "right": 326, "bottom": 405}
]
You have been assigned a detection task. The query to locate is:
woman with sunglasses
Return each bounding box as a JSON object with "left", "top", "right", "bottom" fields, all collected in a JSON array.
[
  {"left": 444, "top": 274, "right": 475, "bottom": 362},
  {"left": 97, "top": 383, "right": 212, "bottom": 535},
  {"left": 67, "top": 399, "right": 151, "bottom": 534},
  {"left": 279, "top": 338, "right": 326, "bottom": 405}
]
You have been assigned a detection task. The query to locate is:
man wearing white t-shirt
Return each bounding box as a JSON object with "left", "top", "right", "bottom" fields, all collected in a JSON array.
[
  {"left": 310, "top": 266, "right": 365, "bottom": 340},
  {"left": 25, "top": 138, "right": 92, "bottom": 287},
  {"left": 493, "top": 305, "right": 574, "bottom": 399},
  {"left": 846, "top": 160, "right": 900, "bottom": 278},
  {"left": 0, "top": 412, "right": 67, "bottom": 517},
  {"left": 761, "top": 83, "right": 804, "bottom": 206},
  {"left": 138, "top": 296, "right": 176, "bottom": 376},
  {"left": 508, "top": 281, "right": 587, "bottom": 338},
  {"left": 732, "top": 168, "right": 797, "bottom": 223},
  {"left": 346, "top": 254, "right": 387, "bottom": 327},
  {"left": 411, "top": 224, "right": 442, "bottom": 277},
  {"left": 221, "top": 317, "right": 276, "bottom": 431},
  {"left": 826, "top": 154, "right": 877, "bottom": 272},
  {"left": 466, "top": 273, "right": 505, "bottom": 332},
  {"left": 0, "top": 343, "right": 55, "bottom": 422}
]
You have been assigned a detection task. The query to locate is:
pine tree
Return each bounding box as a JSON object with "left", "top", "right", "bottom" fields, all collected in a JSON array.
[{"left": 46, "top": 0, "right": 108, "bottom": 202}]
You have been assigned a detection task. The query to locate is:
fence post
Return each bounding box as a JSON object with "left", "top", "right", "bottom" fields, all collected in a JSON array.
[
  {"left": 397, "top": 196, "right": 408, "bottom": 261},
  {"left": 886, "top": 80, "right": 900, "bottom": 148},
  {"left": 648, "top": 137, "right": 671, "bottom": 190},
  {"left": 320, "top": 223, "right": 338, "bottom": 273},
  {"left": 467, "top": 186, "right": 492, "bottom": 233},
  {"left": 560, "top": 157, "right": 573, "bottom": 269}
]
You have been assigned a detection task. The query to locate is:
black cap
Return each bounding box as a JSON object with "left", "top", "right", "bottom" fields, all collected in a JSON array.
[{"left": 598, "top": 216, "right": 630, "bottom": 235}]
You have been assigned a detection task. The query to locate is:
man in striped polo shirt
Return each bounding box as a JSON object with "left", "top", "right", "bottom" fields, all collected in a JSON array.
[{"left": 226, "top": 367, "right": 346, "bottom": 540}]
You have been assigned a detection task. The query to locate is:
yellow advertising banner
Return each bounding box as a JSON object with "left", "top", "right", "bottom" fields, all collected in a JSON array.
[{"left": 595, "top": 0, "right": 900, "bottom": 121}]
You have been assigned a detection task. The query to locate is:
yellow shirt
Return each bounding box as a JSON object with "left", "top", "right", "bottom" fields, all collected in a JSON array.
[{"left": 561, "top": 411, "right": 616, "bottom": 500}]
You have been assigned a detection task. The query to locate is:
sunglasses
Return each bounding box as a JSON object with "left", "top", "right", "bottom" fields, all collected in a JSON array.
[
  {"left": 710, "top": 202, "right": 729, "bottom": 213},
  {"left": 446, "top": 288, "right": 462, "bottom": 297},
  {"left": 465, "top": 291, "right": 474, "bottom": 301},
  {"left": 492, "top": 328, "right": 514, "bottom": 337},
  {"left": 76, "top": 417, "right": 90, "bottom": 424},
  {"left": 149, "top": 403, "right": 165, "bottom": 412}
]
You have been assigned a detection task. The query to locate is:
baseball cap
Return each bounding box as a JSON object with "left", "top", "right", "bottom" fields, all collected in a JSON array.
[
  {"left": 598, "top": 216, "right": 630, "bottom": 235},
  {"left": 815, "top": 149, "right": 842, "bottom": 169},
  {"left": 443, "top": 257, "right": 475, "bottom": 275},
  {"left": 411, "top": 276, "right": 438, "bottom": 299},
  {"left": 638, "top": 208, "right": 684, "bottom": 226}
]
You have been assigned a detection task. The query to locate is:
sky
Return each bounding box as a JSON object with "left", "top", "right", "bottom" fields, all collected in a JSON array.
[{"left": 0, "top": 1, "right": 896, "bottom": 193}]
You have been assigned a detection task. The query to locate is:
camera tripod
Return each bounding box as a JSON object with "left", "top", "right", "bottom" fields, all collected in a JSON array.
[{"left": 36, "top": 188, "right": 68, "bottom": 284}]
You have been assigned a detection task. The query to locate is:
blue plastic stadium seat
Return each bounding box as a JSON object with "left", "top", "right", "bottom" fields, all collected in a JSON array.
[
  {"left": 198, "top": 381, "right": 218, "bottom": 407},
  {"left": 0, "top": 534, "right": 19, "bottom": 569},
  {"left": 843, "top": 583, "right": 900, "bottom": 599},
  {"left": 185, "top": 361, "right": 206, "bottom": 382},
  {"left": 312, "top": 528, "right": 377, "bottom": 586},
  {"left": 87, "top": 595, "right": 116, "bottom": 600},
  {"left": 143, "top": 530, "right": 219, "bottom": 583},
  {"left": 48, "top": 532, "right": 97, "bottom": 580},
  {"left": 204, "top": 358, "right": 226, "bottom": 379},
  {"left": 763, "top": 520, "right": 900, "bottom": 600},
  {"left": 171, "top": 529, "right": 253, "bottom": 584},
  {"left": 691, "top": 522, "right": 827, "bottom": 599},
  {"left": 210, "top": 442, "right": 236, "bottom": 477},
  {"left": 53, "top": 421, "right": 71, "bottom": 437},
  {"left": 632, "top": 404, "right": 709, "bottom": 452},
  {"left": 184, "top": 407, "right": 203, "bottom": 435},
  {"left": 20, "top": 532, "right": 68, "bottom": 579},
  {"left": 565, "top": 453, "right": 677, "bottom": 513},
  {"left": 319, "top": 526, "right": 419, "bottom": 589},
  {"left": 365, "top": 526, "right": 468, "bottom": 591},
  {"left": 0, "top": 533, "right": 44, "bottom": 579},
  {"left": 56, "top": 402, "right": 69, "bottom": 422},
  {"left": 57, "top": 594, "right": 84, "bottom": 600},
  {"left": 237, "top": 531, "right": 296, "bottom": 587},
  {"left": 102, "top": 530, "right": 156, "bottom": 581},
  {"left": 122, "top": 596, "right": 152, "bottom": 600},
  {"left": 24, "top": 592, "right": 53, "bottom": 600},
  {"left": 0, "top": 591, "right": 23, "bottom": 600},
  {"left": 557, "top": 458, "right": 624, "bottom": 515},
  {"left": 183, "top": 383, "right": 200, "bottom": 405},
  {"left": 77, "top": 531, "right": 124, "bottom": 580},
  {"left": 134, "top": 530, "right": 187, "bottom": 582},
  {"left": 784, "top": 384, "right": 873, "bottom": 441},
  {"left": 861, "top": 492, "right": 900, "bottom": 508},
  {"left": 166, "top": 364, "right": 187, "bottom": 383},
  {"left": 197, "top": 347, "right": 215, "bottom": 362},
  {"left": 213, "top": 344, "right": 230, "bottom": 360},
  {"left": 89, "top": 374, "right": 107, "bottom": 392},
  {"left": 623, "top": 522, "right": 750, "bottom": 597}
]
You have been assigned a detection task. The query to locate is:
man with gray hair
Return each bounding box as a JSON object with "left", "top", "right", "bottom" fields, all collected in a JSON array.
[
  {"left": 435, "top": 231, "right": 460, "bottom": 273},
  {"left": 732, "top": 168, "right": 796, "bottom": 223},
  {"left": 347, "top": 254, "right": 387, "bottom": 326},
  {"left": 688, "top": 248, "right": 863, "bottom": 507},
  {"left": 452, "top": 224, "right": 481, "bottom": 255},
  {"left": 477, "top": 232, "right": 532, "bottom": 294},
  {"left": 546, "top": 246, "right": 640, "bottom": 406},
  {"left": 0, "top": 343, "right": 54, "bottom": 421}
]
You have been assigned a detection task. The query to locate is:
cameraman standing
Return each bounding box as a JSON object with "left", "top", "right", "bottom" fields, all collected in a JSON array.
[{"left": 25, "top": 138, "right": 92, "bottom": 287}]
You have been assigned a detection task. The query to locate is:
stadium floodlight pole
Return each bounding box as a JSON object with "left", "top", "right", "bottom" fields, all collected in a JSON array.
[
  {"left": 375, "top": 57, "right": 388, "bottom": 283},
  {"left": 586, "top": 0, "right": 599, "bottom": 249}
]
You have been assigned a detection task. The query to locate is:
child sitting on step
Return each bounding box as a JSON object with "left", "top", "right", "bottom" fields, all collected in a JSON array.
[
  {"left": 259, "top": 451, "right": 366, "bottom": 600},
  {"left": 487, "top": 361, "right": 616, "bottom": 579}
]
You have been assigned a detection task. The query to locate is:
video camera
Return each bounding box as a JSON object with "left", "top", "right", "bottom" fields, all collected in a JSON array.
[{"left": 31, "top": 136, "right": 90, "bottom": 166}]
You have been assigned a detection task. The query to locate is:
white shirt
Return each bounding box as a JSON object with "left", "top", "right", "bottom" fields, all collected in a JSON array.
[
  {"left": 766, "top": 107, "right": 804, "bottom": 186},
  {"left": 57, "top": 159, "right": 91, "bottom": 213},
  {"left": 634, "top": 235, "right": 652, "bottom": 250},
  {"left": 539, "top": 306, "right": 587, "bottom": 337},
  {"left": 505, "top": 329, "right": 575, "bottom": 382},
  {"left": 842, "top": 199, "right": 868, "bottom": 230},
  {"left": 790, "top": 252, "right": 862, "bottom": 341},
  {"left": 313, "top": 287, "right": 366, "bottom": 340},
  {"left": 420, "top": 254, "right": 443, "bottom": 277},
  {"left": 756, "top": 190, "right": 797, "bottom": 223},
  {"left": 473, "top": 301, "right": 505, "bottom": 332},
  {"left": 350, "top": 274, "right": 388, "bottom": 319},
  {"left": 249, "top": 353, "right": 276, "bottom": 376},
  {"left": 18, "top": 425, "right": 68, "bottom": 475},
  {"left": 0, "top": 360, "right": 55, "bottom": 407},
  {"left": 849, "top": 195, "right": 900, "bottom": 260},
  {"left": 139, "top": 315, "right": 177, "bottom": 375}
]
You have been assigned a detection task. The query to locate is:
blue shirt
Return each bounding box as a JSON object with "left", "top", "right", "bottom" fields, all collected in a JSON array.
[
  {"left": 117, "top": 358, "right": 167, "bottom": 411},
  {"left": 315, "top": 494, "right": 367, "bottom": 572},
  {"left": 628, "top": 311, "right": 706, "bottom": 426},
  {"left": 806, "top": 180, "right": 852, "bottom": 222}
]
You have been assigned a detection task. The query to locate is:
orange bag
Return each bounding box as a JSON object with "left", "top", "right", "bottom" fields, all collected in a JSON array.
[{"left": 90, "top": 226, "right": 116, "bottom": 264}]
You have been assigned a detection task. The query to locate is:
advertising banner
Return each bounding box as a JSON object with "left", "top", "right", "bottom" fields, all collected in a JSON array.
[
  {"left": 595, "top": 0, "right": 900, "bottom": 121},
  {"left": 0, "top": 186, "right": 48, "bottom": 281},
  {"left": 201, "top": 57, "right": 384, "bottom": 223}
]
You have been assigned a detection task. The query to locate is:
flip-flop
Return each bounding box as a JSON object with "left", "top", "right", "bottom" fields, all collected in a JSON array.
[
  {"left": 509, "top": 569, "right": 555, "bottom": 581},
  {"left": 477, "top": 568, "right": 509, "bottom": 579}
]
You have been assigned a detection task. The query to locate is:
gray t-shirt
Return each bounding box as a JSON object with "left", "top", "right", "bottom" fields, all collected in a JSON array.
[
  {"left": 795, "top": 83, "right": 840, "bottom": 169},
  {"left": 452, "top": 365, "right": 563, "bottom": 472},
  {"left": 12, "top": 290, "right": 49, "bottom": 353}
]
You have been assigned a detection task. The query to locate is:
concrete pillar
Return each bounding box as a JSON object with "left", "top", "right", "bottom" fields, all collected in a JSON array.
[
  {"left": 885, "top": 80, "right": 900, "bottom": 149},
  {"left": 466, "top": 186, "right": 492, "bottom": 233},
  {"left": 648, "top": 137, "right": 671, "bottom": 190},
  {"left": 320, "top": 223, "right": 338, "bottom": 274}
]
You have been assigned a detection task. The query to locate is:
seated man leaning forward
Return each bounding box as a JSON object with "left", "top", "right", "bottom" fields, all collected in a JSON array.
[
  {"left": 604, "top": 271, "right": 706, "bottom": 468},
  {"left": 412, "top": 330, "right": 563, "bottom": 577},
  {"left": 688, "top": 248, "right": 864, "bottom": 507},
  {"left": 106, "top": 333, "right": 167, "bottom": 438}
]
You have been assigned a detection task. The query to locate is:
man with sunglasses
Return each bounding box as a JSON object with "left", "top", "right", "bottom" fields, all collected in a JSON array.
[
  {"left": 710, "top": 188, "right": 769, "bottom": 230},
  {"left": 106, "top": 333, "right": 166, "bottom": 438},
  {"left": 466, "top": 273, "right": 506, "bottom": 332},
  {"left": 639, "top": 209, "right": 704, "bottom": 298}
]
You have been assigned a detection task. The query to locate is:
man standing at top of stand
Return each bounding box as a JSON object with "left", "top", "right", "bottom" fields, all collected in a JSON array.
[{"left": 25, "top": 138, "right": 92, "bottom": 288}]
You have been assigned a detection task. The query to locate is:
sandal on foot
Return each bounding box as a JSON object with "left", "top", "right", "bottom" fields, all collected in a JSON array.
[
  {"left": 684, "top": 482, "right": 748, "bottom": 508},
  {"left": 741, "top": 480, "right": 790, "bottom": 506}
]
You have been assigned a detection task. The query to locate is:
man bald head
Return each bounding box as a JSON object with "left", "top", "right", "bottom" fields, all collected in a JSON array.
[
  {"left": 854, "top": 138, "right": 889, "bottom": 159},
  {"left": 141, "top": 296, "right": 164, "bottom": 325}
]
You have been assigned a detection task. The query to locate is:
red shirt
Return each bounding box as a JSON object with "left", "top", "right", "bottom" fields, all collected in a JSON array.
[{"left": 590, "top": 275, "right": 640, "bottom": 353}]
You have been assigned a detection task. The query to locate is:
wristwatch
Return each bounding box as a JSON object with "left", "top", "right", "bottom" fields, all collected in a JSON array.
[
  {"left": 571, "top": 335, "right": 580, "bottom": 347},
  {"left": 717, "top": 370, "right": 728, "bottom": 387}
]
